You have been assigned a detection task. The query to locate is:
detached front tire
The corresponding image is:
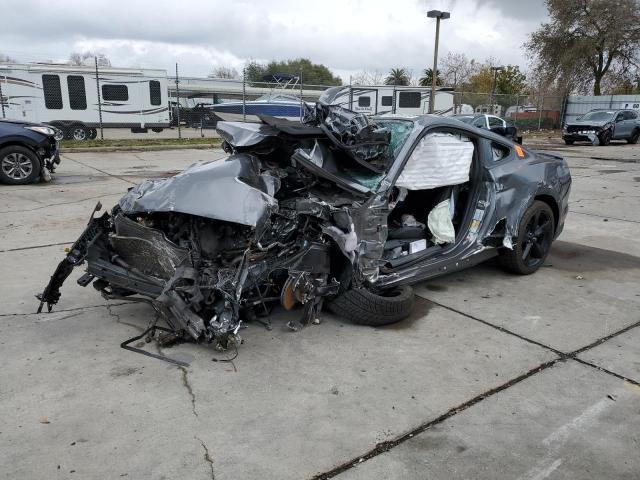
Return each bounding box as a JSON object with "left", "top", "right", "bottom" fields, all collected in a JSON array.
[
  {"left": 499, "top": 201, "right": 555, "bottom": 275},
  {"left": 328, "top": 285, "right": 415, "bottom": 326},
  {"left": 0, "top": 145, "right": 41, "bottom": 185}
]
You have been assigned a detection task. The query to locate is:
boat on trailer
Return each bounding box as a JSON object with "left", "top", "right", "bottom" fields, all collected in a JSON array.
[{"left": 209, "top": 73, "right": 308, "bottom": 122}]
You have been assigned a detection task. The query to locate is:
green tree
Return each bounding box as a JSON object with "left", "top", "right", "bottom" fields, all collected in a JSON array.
[
  {"left": 244, "top": 60, "right": 267, "bottom": 84},
  {"left": 468, "top": 67, "right": 493, "bottom": 93},
  {"left": 384, "top": 68, "right": 410, "bottom": 86},
  {"left": 525, "top": 0, "right": 640, "bottom": 95},
  {"left": 419, "top": 68, "right": 443, "bottom": 87},
  {"left": 245, "top": 58, "right": 342, "bottom": 86},
  {"left": 495, "top": 65, "right": 527, "bottom": 94}
]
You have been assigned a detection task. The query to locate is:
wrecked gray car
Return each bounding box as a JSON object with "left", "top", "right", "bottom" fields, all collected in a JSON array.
[
  {"left": 562, "top": 109, "right": 640, "bottom": 146},
  {"left": 37, "top": 87, "right": 571, "bottom": 353}
]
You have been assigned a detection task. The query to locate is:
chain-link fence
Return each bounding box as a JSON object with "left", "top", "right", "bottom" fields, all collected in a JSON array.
[
  {"left": 1, "top": 58, "right": 571, "bottom": 142},
  {"left": 455, "top": 92, "right": 565, "bottom": 130}
]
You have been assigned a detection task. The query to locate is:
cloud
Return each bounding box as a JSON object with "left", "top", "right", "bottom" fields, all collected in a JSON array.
[{"left": 0, "top": 0, "right": 548, "bottom": 81}]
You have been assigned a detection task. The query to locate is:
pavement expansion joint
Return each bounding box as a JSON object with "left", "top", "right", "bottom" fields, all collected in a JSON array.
[{"left": 310, "top": 359, "right": 561, "bottom": 480}]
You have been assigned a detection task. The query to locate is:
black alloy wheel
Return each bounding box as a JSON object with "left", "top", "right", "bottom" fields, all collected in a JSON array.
[{"left": 499, "top": 201, "right": 555, "bottom": 275}]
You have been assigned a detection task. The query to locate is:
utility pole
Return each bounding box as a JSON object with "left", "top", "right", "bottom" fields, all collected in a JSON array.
[
  {"left": 427, "top": 10, "right": 450, "bottom": 114},
  {"left": 489, "top": 66, "right": 504, "bottom": 114},
  {"left": 175, "top": 63, "right": 181, "bottom": 139},
  {"left": 95, "top": 57, "right": 104, "bottom": 140}
]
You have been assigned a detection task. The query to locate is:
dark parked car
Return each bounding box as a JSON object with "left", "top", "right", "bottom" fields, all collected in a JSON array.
[
  {"left": 452, "top": 114, "right": 521, "bottom": 143},
  {"left": 38, "top": 87, "right": 571, "bottom": 356},
  {"left": 563, "top": 109, "right": 640, "bottom": 146},
  {"left": 0, "top": 118, "right": 61, "bottom": 184}
]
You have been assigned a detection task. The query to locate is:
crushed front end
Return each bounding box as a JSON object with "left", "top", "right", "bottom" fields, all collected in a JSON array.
[{"left": 36, "top": 107, "right": 399, "bottom": 349}]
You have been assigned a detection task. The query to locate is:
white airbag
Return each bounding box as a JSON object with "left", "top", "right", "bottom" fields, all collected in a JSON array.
[{"left": 396, "top": 133, "right": 474, "bottom": 190}]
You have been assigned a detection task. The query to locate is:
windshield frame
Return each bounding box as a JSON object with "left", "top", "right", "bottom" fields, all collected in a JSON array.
[{"left": 578, "top": 110, "right": 616, "bottom": 122}]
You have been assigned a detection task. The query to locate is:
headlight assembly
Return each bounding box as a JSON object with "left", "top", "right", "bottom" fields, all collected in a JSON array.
[{"left": 25, "top": 126, "right": 56, "bottom": 136}]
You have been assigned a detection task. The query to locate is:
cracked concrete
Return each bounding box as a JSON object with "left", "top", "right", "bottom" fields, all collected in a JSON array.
[
  {"left": 1, "top": 145, "right": 639, "bottom": 479},
  {"left": 197, "top": 437, "right": 216, "bottom": 480}
]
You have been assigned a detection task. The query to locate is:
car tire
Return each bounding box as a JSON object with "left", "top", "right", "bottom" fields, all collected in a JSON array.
[
  {"left": 88, "top": 128, "right": 98, "bottom": 140},
  {"left": 151, "top": 128, "right": 163, "bottom": 133},
  {"left": 627, "top": 129, "right": 639, "bottom": 144},
  {"left": 564, "top": 138, "right": 574, "bottom": 145},
  {"left": 71, "top": 124, "right": 88, "bottom": 141},
  {"left": 327, "top": 285, "right": 415, "bottom": 326},
  {"left": 0, "top": 145, "right": 42, "bottom": 185},
  {"left": 598, "top": 130, "right": 611, "bottom": 146},
  {"left": 499, "top": 201, "right": 555, "bottom": 275}
]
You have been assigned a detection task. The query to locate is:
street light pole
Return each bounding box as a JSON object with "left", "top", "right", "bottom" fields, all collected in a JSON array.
[
  {"left": 427, "top": 10, "right": 450, "bottom": 114},
  {"left": 489, "top": 66, "right": 504, "bottom": 114}
]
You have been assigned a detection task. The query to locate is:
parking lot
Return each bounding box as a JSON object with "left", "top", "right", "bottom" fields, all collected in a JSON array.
[{"left": 1, "top": 142, "right": 639, "bottom": 479}]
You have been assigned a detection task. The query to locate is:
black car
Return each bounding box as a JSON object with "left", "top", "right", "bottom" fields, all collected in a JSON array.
[
  {"left": 38, "top": 89, "right": 570, "bottom": 355},
  {"left": 452, "top": 114, "right": 521, "bottom": 143},
  {"left": 0, "top": 118, "right": 60, "bottom": 184}
]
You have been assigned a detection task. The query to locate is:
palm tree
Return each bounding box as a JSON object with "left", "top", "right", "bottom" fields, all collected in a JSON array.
[
  {"left": 384, "top": 68, "right": 410, "bottom": 86},
  {"left": 419, "top": 68, "right": 443, "bottom": 87}
]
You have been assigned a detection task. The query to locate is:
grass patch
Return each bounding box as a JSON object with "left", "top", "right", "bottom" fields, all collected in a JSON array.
[{"left": 60, "top": 137, "right": 222, "bottom": 149}]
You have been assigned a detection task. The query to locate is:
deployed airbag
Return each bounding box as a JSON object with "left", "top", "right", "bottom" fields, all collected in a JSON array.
[
  {"left": 428, "top": 199, "right": 456, "bottom": 244},
  {"left": 396, "top": 133, "right": 474, "bottom": 190}
]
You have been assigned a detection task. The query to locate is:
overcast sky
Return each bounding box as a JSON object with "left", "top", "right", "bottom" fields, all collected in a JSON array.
[{"left": 1, "top": 0, "right": 549, "bottom": 81}]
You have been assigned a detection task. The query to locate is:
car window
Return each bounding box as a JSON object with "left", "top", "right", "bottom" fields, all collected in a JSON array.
[
  {"left": 615, "top": 112, "right": 625, "bottom": 122},
  {"left": 488, "top": 116, "right": 504, "bottom": 127},
  {"left": 491, "top": 142, "right": 510, "bottom": 162},
  {"left": 623, "top": 111, "right": 637, "bottom": 120},
  {"left": 472, "top": 116, "right": 486, "bottom": 128},
  {"left": 580, "top": 111, "right": 615, "bottom": 121}
]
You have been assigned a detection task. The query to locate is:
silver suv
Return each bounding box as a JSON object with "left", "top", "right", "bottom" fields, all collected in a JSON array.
[{"left": 562, "top": 109, "right": 640, "bottom": 146}]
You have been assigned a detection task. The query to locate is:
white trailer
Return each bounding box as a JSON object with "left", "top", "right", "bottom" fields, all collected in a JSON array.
[
  {"left": 327, "top": 85, "right": 455, "bottom": 116},
  {"left": 0, "top": 63, "right": 170, "bottom": 139}
]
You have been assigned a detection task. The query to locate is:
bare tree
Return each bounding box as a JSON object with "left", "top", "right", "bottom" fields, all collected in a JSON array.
[
  {"left": 209, "top": 66, "right": 240, "bottom": 79},
  {"left": 0, "top": 53, "right": 17, "bottom": 63},
  {"left": 440, "top": 52, "right": 477, "bottom": 89},
  {"left": 351, "top": 70, "right": 384, "bottom": 85},
  {"left": 68, "top": 52, "right": 111, "bottom": 67}
]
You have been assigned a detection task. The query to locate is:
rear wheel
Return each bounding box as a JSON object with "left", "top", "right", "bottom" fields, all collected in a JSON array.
[
  {"left": 564, "top": 138, "right": 574, "bottom": 145},
  {"left": 628, "top": 129, "right": 639, "bottom": 144},
  {"left": 499, "top": 201, "right": 555, "bottom": 275},
  {"left": 327, "top": 285, "right": 415, "bottom": 326},
  {"left": 88, "top": 128, "right": 98, "bottom": 140},
  {"left": 0, "top": 145, "right": 41, "bottom": 185}
]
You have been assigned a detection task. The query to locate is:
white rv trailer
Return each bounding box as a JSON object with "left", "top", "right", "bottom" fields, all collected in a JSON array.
[
  {"left": 0, "top": 63, "right": 170, "bottom": 139},
  {"left": 326, "top": 85, "right": 455, "bottom": 116}
]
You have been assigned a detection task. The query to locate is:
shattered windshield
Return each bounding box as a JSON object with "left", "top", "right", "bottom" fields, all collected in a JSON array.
[
  {"left": 340, "top": 118, "right": 414, "bottom": 190},
  {"left": 372, "top": 119, "right": 414, "bottom": 158},
  {"left": 579, "top": 111, "right": 615, "bottom": 121}
]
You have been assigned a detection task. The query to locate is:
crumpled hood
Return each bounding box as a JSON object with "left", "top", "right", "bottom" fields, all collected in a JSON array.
[
  {"left": 567, "top": 118, "right": 610, "bottom": 127},
  {"left": 119, "top": 154, "right": 279, "bottom": 227}
]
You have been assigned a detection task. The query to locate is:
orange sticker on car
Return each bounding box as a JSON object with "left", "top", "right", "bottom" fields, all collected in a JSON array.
[{"left": 514, "top": 144, "right": 525, "bottom": 158}]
